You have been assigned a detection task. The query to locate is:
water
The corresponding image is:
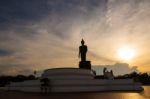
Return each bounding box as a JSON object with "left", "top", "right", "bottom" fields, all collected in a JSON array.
[
  {"left": 49, "top": 86, "right": 150, "bottom": 99},
  {"left": 1, "top": 86, "right": 150, "bottom": 99},
  {"left": 84, "top": 86, "right": 150, "bottom": 99}
]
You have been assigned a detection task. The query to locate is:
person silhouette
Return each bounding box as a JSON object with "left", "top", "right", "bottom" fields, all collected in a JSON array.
[{"left": 79, "top": 39, "right": 88, "bottom": 61}]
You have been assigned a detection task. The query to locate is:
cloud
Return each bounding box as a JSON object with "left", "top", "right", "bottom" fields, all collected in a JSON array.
[
  {"left": 0, "top": 49, "right": 14, "bottom": 56},
  {"left": 0, "top": 0, "right": 50, "bottom": 24},
  {"left": 0, "top": 0, "right": 150, "bottom": 75},
  {"left": 0, "top": 63, "right": 29, "bottom": 75}
]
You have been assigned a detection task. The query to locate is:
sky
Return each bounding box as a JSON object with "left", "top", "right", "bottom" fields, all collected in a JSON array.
[{"left": 0, "top": 0, "right": 150, "bottom": 75}]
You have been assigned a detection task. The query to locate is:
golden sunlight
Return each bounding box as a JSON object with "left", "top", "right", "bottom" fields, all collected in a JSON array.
[{"left": 118, "top": 46, "right": 135, "bottom": 61}]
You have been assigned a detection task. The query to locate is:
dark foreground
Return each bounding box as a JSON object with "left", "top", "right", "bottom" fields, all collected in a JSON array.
[{"left": 0, "top": 86, "right": 150, "bottom": 99}]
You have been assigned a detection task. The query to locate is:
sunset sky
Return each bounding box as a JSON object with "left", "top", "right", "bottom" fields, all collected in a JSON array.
[{"left": 0, "top": 0, "right": 150, "bottom": 75}]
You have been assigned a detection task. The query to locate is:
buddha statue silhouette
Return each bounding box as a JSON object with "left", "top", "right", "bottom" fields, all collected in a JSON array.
[
  {"left": 79, "top": 39, "right": 87, "bottom": 61},
  {"left": 78, "top": 39, "right": 91, "bottom": 69}
]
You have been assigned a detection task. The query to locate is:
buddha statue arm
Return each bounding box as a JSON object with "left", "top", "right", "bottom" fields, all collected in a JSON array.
[{"left": 78, "top": 47, "right": 81, "bottom": 58}]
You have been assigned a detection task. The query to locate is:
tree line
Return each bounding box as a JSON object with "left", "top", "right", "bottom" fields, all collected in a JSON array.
[{"left": 0, "top": 75, "right": 36, "bottom": 87}]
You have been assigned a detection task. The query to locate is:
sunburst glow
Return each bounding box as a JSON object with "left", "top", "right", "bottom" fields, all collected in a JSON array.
[{"left": 118, "top": 46, "right": 135, "bottom": 61}]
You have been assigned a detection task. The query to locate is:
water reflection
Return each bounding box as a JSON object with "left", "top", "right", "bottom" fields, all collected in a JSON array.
[
  {"left": 119, "top": 93, "right": 144, "bottom": 99},
  {"left": 68, "top": 86, "right": 150, "bottom": 99},
  {"left": 91, "top": 92, "right": 144, "bottom": 99},
  {"left": 140, "top": 86, "right": 150, "bottom": 99}
]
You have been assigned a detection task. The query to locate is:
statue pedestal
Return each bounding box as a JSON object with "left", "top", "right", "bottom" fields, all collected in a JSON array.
[{"left": 79, "top": 61, "right": 91, "bottom": 69}]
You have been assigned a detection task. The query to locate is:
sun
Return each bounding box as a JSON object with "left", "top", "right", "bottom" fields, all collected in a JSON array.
[{"left": 118, "top": 46, "right": 135, "bottom": 61}]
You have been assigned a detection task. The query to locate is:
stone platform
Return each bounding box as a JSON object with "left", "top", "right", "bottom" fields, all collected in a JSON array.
[
  {"left": 5, "top": 68, "right": 143, "bottom": 93},
  {"left": 79, "top": 61, "right": 91, "bottom": 69}
]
